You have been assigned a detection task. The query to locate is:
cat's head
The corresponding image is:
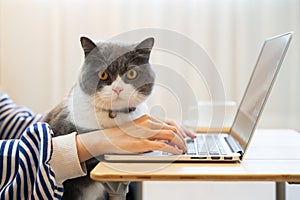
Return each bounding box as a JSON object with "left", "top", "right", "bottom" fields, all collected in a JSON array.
[{"left": 78, "top": 36, "right": 155, "bottom": 111}]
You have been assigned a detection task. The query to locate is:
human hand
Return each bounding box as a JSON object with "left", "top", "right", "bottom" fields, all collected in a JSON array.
[
  {"left": 163, "top": 119, "right": 196, "bottom": 139},
  {"left": 76, "top": 114, "right": 194, "bottom": 162}
]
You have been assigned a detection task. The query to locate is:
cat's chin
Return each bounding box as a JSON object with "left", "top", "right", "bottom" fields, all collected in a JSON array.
[{"left": 98, "top": 97, "right": 147, "bottom": 111}]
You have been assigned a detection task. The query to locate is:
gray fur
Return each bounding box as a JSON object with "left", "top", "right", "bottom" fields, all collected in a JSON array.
[
  {"left": 79, "top": 37, "right": 155, "bottom": 97},
  {"left": 42, "top": 100, "right": 76, "bottom": 135},
  {"left": 43, "top": 37, "right": 155, "bottom": 200}
]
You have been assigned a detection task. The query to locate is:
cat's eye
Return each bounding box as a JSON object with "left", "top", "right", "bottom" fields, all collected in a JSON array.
[
  {"left": 126, "top": 69, "right": 138, "bottom": 80},
  {"left": 98, "top": 71, "right": 109, "bottom": 81}
]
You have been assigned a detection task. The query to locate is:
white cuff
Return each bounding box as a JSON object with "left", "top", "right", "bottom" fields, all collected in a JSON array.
[{"left": 50, "top": 132, "right": 87, "bottom": 185}]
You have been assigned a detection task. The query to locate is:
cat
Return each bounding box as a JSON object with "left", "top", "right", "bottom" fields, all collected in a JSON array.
[{"left": 42, "top": 36, "right": 155, "bottom": 200}]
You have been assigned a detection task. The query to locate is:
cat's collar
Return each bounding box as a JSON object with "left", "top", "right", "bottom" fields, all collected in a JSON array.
[{"left": 102, "top": 107, "right": 136, "bottom": 119}]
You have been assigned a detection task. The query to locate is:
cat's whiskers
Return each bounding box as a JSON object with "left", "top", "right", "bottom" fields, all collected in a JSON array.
[{"left": 92, "top": 89, "right": 147, "bottom": 113}]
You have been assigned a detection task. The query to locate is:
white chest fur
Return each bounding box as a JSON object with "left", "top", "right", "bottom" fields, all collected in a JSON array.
[
  {"left": 67, "top": 87, "right": 148, "bottom": 130},
  {"left": 95, "top": 104, "right": 147, "bottom": 128}
]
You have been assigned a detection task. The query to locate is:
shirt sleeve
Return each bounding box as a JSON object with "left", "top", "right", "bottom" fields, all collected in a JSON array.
[
  {"left": 50, "top": 132, "right": 87, "bottom": 185},
  {"left": 0, "top": 92, "right": 87, "bottom": 198},
  {"left": 0, "top": 122, "right": 64, "bottom": 199},
  {"left": 0, "top": 92, "right": 43, "bottom": 140}
]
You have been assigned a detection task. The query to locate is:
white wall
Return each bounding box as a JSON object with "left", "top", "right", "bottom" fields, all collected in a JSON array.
[
  {"left": 143, "top": 182, "right": 275, "bottom": 200},
  {"left": 1, "top": 0, "right": 299, "bottom": 199}
]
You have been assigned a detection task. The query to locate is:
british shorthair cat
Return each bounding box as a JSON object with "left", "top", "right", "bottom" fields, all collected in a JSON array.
[{"left": 43, "top": 36, "right": 155, "bottom": 199}]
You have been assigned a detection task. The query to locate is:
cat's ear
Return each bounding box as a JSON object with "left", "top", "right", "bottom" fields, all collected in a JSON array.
[
  {"left": 135, "top": 37, "right": 155, "bottom": 51},
  {"left": 80, "top": 36, "right": 97, "bottom": 57}
]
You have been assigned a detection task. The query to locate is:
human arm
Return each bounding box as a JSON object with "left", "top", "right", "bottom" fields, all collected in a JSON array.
[
  {"left": 76, "top": 114, "right": 196, "bottom": 162},
  {"left": 0, "top": 91, "right": 194, "bottom": 187},
  {"left": 0, "top": 122, "right": 64, "bottom": 199},
  {"left": 0, "top": 92, "right": 86, "bottom": 189},
  {"left": 0, "top": 92, "right": 43, "bottom": 139}
]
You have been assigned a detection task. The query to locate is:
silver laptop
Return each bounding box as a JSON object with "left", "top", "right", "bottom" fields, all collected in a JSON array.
[{"left": 104, "top": 32, "right": 293, "bottom": 162}]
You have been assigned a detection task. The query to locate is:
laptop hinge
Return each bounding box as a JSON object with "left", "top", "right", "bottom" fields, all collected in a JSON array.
[{"left": 225, "top": 135, "right": 244, "bottom": 159}]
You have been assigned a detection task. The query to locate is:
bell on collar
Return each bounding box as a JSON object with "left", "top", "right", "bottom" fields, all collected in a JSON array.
[{"left": 108, "top": 111, "right": 117, "bottom": 119}]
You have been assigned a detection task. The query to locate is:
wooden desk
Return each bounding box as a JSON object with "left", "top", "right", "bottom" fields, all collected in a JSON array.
[{"left": 91, "top": 129, "right": 300, "bottom": 200}]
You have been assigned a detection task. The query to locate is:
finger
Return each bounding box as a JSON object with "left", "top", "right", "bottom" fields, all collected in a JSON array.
[
  {"left": 128, "top": 115, "right": 187, "bottom": 141},
  {"left": 164, "top": 119, "right": 187, "bottom": 139},
  {"left": 136, "top": 115, "right": 184, "bottom": 140},
  {"left": 136, "top": 118, "right": 180, "bottom": 134},
  {"left": 146, "top": 118, "right": 187, "bottom": 151},
  {"left": 149, "top": 130, "right": 187, "bottom": 152},
  {"left": 147, "top": 117, "right": 185, "bottom": 141},
  {"left": 147, "top": 140, "right": 183, "bottom": 155},
  {"left": 181, "top": 126, "right": 197, "bottom": 138},
  {"left": 165, "top": 119, "right": 196, "bottom": 139},
  {"left": 131, "top": 115, "right": 166, "bottom": 130},
  {"left": 149, "top": 121, "right": 180, "bottom": 133}
]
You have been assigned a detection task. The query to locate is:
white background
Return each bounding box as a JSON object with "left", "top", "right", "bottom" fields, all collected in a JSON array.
[{"left": 0, "top": 0, "right": 299, "bottom": 199}]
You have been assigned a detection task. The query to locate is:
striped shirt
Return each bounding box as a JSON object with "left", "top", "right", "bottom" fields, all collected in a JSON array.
[{"left": 0, "top": 92, "right": 64, "bottom": 199}]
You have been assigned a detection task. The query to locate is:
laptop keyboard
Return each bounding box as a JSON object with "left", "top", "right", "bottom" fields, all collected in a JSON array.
[{"left": 186, "top": 135, "right": 228, "bottom": 156}]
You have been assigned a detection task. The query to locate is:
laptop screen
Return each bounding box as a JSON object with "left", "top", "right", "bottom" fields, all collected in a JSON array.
[{"left": 230, "top": 33, "right": 292, "bottom": 151}]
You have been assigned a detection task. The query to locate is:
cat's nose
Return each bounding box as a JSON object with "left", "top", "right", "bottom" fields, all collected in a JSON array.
[{"left": 112, "top": 87, "right": 123, "bottom": 95}]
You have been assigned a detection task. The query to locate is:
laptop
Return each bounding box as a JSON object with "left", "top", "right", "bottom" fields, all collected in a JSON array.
[{"left": 104, "top": 32, "right": 293, "bottom": 162}]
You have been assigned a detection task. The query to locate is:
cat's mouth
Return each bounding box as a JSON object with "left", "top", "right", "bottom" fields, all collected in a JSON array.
[
  {"left": 112, "top": 94, "right": 123, "bottom": 100},
  {"left": 94, "top": 95, "right": 132, "bottom": 110},
  {"left": 94, "top": 91, "right": 146, "bottom": 111}
]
